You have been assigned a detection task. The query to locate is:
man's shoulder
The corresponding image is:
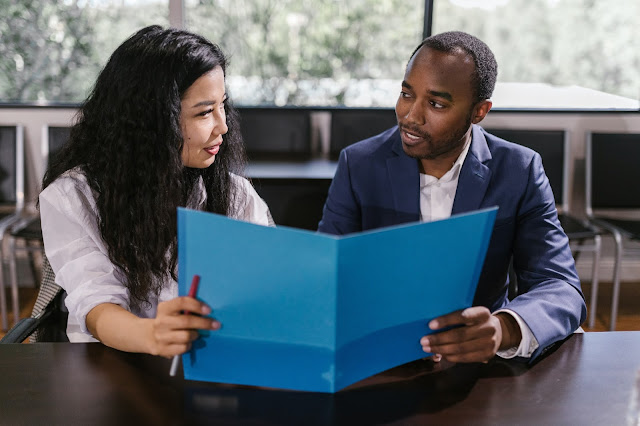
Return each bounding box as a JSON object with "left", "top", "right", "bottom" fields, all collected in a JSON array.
[{"left": 479, "top": 127, "right": 539, "bottom": 164}]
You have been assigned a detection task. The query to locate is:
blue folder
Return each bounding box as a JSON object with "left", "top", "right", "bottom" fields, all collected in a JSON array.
[{"left": 178, "top": 206, "right": 497, "bottom": 393}]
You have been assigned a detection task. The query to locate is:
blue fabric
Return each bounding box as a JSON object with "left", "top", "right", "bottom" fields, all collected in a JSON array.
[{"left": 318, "top": 124, "right": 587, "bottom": 361}]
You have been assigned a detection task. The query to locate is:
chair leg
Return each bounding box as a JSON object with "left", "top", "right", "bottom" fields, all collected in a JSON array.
[
  {"left": 587, "top": 235, "right": 601, "bottom": 329},
  {"left": 0, "top": 250, "right": 8, "bottom": 331},
  {"left": 8, "top": 236, "right": 20, "bottom": 327},
  {"left": 609, "top": 230, "right": 623, "bottom": 331}
]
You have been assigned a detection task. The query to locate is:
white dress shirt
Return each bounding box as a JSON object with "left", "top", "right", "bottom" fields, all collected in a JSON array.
[
  {"left": 40, "top": 168, "right": 272, "bottom": 342},
  {"left": 419, "top": 132, "right": 539, "bottom": 359}
]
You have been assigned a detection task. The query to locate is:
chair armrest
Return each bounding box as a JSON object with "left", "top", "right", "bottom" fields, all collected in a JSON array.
[{"left": 0, "top": 318, "right": 40, "bottom": 344}]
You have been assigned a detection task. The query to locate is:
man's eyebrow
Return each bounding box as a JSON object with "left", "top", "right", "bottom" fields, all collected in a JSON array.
[
  {"left": 401, "top": 81, "right": 453, "bottom": 102},
  {"left": 428, "top": 90, "right": 453, "bottom": 102},
  {"left": 190, "top": 94, "right": 227, "bottom": 108}
]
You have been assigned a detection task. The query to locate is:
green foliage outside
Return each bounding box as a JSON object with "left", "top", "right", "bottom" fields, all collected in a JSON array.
[
  {"left": 0, "top": 0, "right": 638, "bottom": 106},
  {"left": 434, "top": 0, "right": 640, "bottom": 101}
]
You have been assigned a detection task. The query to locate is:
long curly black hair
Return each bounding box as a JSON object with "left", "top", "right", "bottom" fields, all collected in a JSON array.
[{"left": 42, "top": 25, "right": 246, "bottom": 310}]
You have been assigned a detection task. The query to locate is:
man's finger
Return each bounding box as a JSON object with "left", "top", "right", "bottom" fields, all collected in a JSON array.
[{"left": 429, "top": 306, "right": 490, "bottom": 330}]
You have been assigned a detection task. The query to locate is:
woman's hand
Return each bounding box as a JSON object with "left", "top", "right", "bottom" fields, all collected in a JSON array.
[
  {"left": 149, "top": 297, "right": 221, "bottom": 358},
  {"left": 86, "top": 300, "right": 220, "bottom": 357}
]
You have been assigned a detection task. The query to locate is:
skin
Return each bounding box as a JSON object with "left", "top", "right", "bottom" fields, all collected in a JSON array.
[
  {"left": 180, "top": 66, "right": 229, "bottom": 168},
  {"left": 87, "top": 67, "right": 229, "bottom": 357},
  {"left": 395, "top": 46, "right": 521, "bottom": 363}
]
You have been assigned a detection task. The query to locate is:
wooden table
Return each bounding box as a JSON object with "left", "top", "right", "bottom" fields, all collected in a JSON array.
[{"left": 1, "top": 332, "right": 639, "bottom": 425}]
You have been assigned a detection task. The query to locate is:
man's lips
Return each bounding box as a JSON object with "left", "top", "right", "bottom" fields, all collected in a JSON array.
[{"left": 400, "top": 127, "right": 426, "bottom": 146}]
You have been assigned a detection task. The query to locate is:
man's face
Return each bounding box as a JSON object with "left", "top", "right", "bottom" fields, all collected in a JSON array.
[{"left": 395, "top": 46, "right": 480, "bottom": 161}]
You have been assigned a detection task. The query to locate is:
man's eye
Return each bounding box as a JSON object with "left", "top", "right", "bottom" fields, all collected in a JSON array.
[{"left": 430, "top": 101, "right": 445, "bottom": 109}]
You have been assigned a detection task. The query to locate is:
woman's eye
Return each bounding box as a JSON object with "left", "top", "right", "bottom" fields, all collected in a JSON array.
[{"left": 198, "top": 109, "right": 214, "bottom": 117}]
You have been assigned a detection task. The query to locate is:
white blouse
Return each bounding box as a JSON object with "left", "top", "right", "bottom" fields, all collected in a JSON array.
[{"left": 39, "top": 168, "right": 272, "bottom": 342}]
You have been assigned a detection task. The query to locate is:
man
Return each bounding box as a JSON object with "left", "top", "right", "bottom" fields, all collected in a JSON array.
[{"left": 318, "top": 31, "right": 586, "bottom": 363}]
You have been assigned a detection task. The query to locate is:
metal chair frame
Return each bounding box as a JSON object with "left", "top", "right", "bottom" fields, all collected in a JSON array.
[
  {"left": 4, "top": 125, "right": 69, "bottom": 330},
  {"left": 0, "top": 124, "right": 25, "bottom": 331},
  {"left": 586, "top": 131, "right": 640, "bottom": 331}
]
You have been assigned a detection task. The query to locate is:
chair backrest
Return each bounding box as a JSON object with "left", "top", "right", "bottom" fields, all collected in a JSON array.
[
  {"left": 41, "top": 125, "right": 71, "bottom": 171},
  {"left": 329, "top": 108, "right": 397, "bottom": 159},
  {"left": 485, "top": 128, "right": 568, "bottom": 211},
  {"left": 586, "top": 132, "right": 640, "bottom": 215},
  {"left": 0, "top": 125, "right": 24, "bottom": 210},
  {"left": 238, "top": 107, "right": 311, "bottom": 160}
]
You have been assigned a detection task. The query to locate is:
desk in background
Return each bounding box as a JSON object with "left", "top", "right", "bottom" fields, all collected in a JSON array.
[
  {"left": 1, "top": 332, "right": 639, "bottom": 425},
  {"left": 247, "top": 160, "right": 337, "bottom": 231}
]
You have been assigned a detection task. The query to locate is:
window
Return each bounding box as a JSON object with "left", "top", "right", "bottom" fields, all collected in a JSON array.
[
  {"left": 185, "top": 0, "right": 424, "bottom": 106},
  {"left": 0, "top": 0, "right": 168, "bottom": 103},
  {"left": 432, "top": 0, "right": 640, "bottom": 110},
  {"left": 3, "top": 0, "right": 639, "bottom": 110}
]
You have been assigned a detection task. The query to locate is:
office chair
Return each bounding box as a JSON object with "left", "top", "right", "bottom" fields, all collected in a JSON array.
[
  {"left": 0, "top": 255, "right": 68, "bottom": 343},
  {"left": 486, "top": 128, "right": 603, "bottom": 328},
  {"left": 4, "top": 125, "right": 70, "bottom": 329},
  {"left": 586, "top": 132, "right": 640, "bottom": 331},
  {"left": 0, "top": 125, "right": 25, "bottom": 331}
]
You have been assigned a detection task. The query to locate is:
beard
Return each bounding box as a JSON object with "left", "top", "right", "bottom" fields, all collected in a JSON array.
[{"left": 401, "top": 111, "right": 473, "bottom": 161}]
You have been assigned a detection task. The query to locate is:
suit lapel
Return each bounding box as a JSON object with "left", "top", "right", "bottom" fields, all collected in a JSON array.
[
  {"left": 452, "top": 125, "right": 492, "bottom": 215},
  {"left": 388, "top": 131, "right": 421, "bottom": 221}
]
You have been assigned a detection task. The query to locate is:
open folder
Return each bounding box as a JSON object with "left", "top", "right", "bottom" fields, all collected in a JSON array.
[{"left": 177, "top": 206, "right": 497, "bottom": 393}]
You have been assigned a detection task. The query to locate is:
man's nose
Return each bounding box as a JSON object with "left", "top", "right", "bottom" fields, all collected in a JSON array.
[{"left": 404, "top": 101, "right": 426, "bottom": 126}]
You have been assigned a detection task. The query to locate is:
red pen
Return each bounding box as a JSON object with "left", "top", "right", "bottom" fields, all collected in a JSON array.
[{"left": 169, "top": 274, "right": 201, "bottom": 376}]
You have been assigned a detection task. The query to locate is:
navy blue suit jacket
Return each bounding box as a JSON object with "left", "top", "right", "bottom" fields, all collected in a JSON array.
[{"left": 318, "top": 124, "right": 586, "bottom": 360}]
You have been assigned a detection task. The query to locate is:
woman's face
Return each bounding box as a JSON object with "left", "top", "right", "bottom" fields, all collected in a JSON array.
[{"left": 180, "top": 66, "right": 228, "bottom": 168}]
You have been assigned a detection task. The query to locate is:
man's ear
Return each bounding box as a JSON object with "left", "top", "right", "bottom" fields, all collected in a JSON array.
[{"left": 471, "top": 100, "right": 492, "bottom": 124}]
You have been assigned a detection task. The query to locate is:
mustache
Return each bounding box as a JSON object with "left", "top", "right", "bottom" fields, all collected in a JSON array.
[{"left": 399, "top": 123, "right": 430, "bottom": 141}]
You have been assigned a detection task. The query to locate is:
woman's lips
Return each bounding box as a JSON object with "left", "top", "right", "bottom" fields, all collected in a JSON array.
[{"left": 204, "top": 144, "right": 221, "bottom": 155}]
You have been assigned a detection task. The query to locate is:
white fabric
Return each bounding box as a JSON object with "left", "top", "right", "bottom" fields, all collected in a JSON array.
[
  {"left": 40, "top": 168, "right": 272, "bottom": 342},
  {"left": 419, "top": 134, "right": 471, "bottom": 222},
  {"left": 418, "top": 132, "right": 538, "bottom": 359}
]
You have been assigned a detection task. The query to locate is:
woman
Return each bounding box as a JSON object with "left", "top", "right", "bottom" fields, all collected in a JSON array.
[{"left": 39, "top": 25, "right": 272, "bottom": 357}]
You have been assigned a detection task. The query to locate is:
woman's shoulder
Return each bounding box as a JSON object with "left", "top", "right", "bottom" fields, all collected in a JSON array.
[
  {"left": 229, "top": 173, "right": 254, "bottom": 191},
  {"left": 46, "top": 167, "right": 90, "bottom": 189},
  {"left": 228, "top": 173, "right": 273, "bottom": 226},
  {"left": 40, "top": 167, "right": 95, "bottom": 205}
]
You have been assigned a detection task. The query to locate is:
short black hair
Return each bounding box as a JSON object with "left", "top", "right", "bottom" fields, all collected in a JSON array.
[{"left": 409, "top": 31, "right": 497, "bottom": 103}]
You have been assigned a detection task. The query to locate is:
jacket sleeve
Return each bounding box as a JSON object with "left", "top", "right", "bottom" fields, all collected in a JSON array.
[
  {"left": 317, "top": 149, "right": 362, "bottom": 235},
  {"left": 504, "top": 152, "right": 587, "bottom": 361}
]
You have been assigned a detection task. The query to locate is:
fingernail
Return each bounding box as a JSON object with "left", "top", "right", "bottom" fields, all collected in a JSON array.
[
  {"left": 429, "top": 320, "right": 439, "bottom": 329},
  {"left": 421, "top": 337, "right": 430, "bottom": 346},
  {"left": 201, "top": 305, "right": 212, "bottom": 315},
  {"left": 211, "top": 320, "right": 221, "bottom": 330},
  {"left": 422, "top": 345, "right": 431, "bottom": 353}
]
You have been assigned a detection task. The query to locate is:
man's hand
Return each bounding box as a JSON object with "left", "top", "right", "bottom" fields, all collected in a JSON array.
[{"left": 419, "top": 307, "right": 522, "bottom": 363}]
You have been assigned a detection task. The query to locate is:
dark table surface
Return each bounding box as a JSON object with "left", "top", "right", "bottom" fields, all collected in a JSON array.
[{"left": 1, "top": 332, "right": 639, "bottom": 425}]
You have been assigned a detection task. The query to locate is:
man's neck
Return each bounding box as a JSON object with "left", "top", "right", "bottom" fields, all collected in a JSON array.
[{"left": 419, "top": 128, "right": 472, "bottom": 178}]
